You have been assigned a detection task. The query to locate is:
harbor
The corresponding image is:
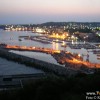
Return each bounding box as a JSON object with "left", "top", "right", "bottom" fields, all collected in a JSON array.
[
  {"left": 0, "top": 42, "right": 99, "bottom": 74},
  {"left": 0, "top": 30, "right": 100, "bottom": 75}
]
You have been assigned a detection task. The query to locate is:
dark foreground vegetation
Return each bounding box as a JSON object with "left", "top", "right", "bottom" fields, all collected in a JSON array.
[{"left": 0, "top": 71, "right": 100, "bottom": 100}]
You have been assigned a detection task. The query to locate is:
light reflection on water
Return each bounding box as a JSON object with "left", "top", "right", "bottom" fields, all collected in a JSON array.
[
  {"left": 0, "top": 30, "right": 99, "bottom": 64},
  {"left": 52, "top": 42, "right": 59, "bottom": 50}
]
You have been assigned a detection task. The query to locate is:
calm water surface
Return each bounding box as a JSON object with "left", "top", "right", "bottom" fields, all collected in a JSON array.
[
  {"left": 0, "top": 57, "right": 44, "bottom": 76},
  {"left": 0, "top": 30, "right": 99, "bottom": 64}
]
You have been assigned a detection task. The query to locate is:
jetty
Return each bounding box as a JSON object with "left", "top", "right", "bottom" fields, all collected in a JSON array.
[{"left": 0, "top": 43, "right": 99, "bottom": 75}]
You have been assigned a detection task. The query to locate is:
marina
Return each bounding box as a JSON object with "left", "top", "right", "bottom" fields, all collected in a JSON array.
[
  {"left": 0, "top": 30, "right": 100, "bottom": 64},
  {"left": 0, "top": 30, "right": 100, "bottom": 91},
  {"left": 0, "top": 30, "right": 100, "bottom": 76},
  {"left": 67, "top": 42, "right": 97, "bottom": 49}
]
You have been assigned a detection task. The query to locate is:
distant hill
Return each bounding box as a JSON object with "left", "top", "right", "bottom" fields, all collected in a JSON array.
[
  {"left": 41, "top": 22, "right": 68, "bottom": 26},
  {"left": 40, "top": 22, "right": 100, "bottom": 27},
  {"left": 1, "top": 22, "right": 100, "bottom": 28}
]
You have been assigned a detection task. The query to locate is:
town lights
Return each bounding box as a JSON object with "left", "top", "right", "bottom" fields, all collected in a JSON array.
[
  {"left": 62, "top": 34, "right": 65, "bottom": 37},
  {"left": 55, "top": 33, "right": 58, "bottom": 38},
  {"left": 78, "top": 54, "right": 81, "bottom": 57},
  {"left": 66, "top": 34, "right": 69, "bottom": 36},
  {"left": 71, "top": 35, "right": 74, "bottom": 38}
]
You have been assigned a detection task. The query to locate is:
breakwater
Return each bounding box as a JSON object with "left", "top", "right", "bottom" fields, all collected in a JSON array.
[{"left": 0, "top": 48, "right": 77, "bottom": 76}]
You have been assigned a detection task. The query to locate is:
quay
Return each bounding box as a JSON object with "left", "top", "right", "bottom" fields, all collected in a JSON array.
[
  {"left": 0, "top": 45, "right": 78, "bottom": 76},
  {"left": 19, "top": 35, "right": 52, "bottom": 44},
  {"left": 5, "top": 44, "right": 60, "bottom": 54},
  {"left": 0, "top": 43, "right": 100, "bottom": 75},
  {"left": 5, "top": 44, "right": 100, "bottom": 68}
]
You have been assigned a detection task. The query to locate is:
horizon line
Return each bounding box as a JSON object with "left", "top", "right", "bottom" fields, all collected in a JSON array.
[{"left": 1, "top": 21, "right": 100, "bottom": 25}]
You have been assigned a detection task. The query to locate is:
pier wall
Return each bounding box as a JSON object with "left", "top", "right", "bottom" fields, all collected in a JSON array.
[{"left": 0, "top": 48, "right": 77, "bottom": 76}]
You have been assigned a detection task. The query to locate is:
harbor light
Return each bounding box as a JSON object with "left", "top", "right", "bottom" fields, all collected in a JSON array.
[
  {"left": 78, "top": 54, "right": 81, "bottom": 57},
  {"left": 66, "top": 34, "right": 69, "bottom": 36},
  {"left": 71, "top": 35, "right": 74, "bottom": 39}
]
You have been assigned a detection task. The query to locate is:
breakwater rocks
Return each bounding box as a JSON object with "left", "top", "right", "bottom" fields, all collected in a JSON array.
[{"left": 0, "top": 48, "right": 77, "bottom": 76}]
